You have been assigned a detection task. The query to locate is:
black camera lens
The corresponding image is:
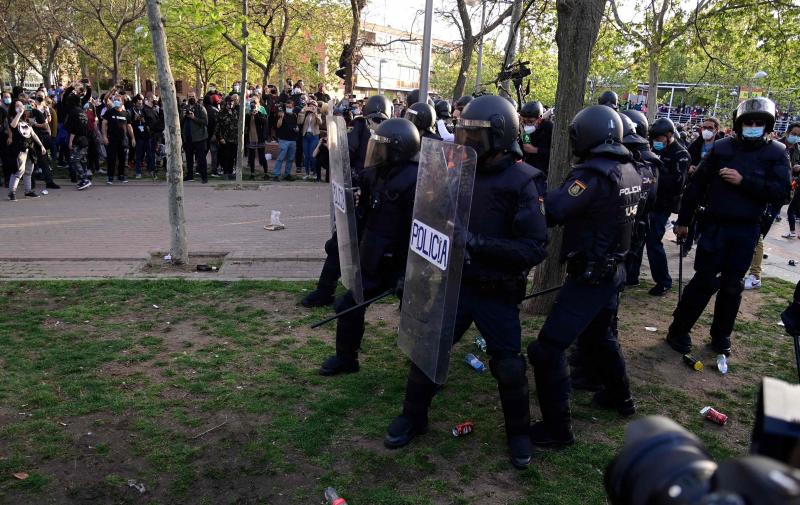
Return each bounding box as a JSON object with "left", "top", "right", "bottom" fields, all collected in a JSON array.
[{"left": 605, "top": 416, "right": 718, "bottom": 505}]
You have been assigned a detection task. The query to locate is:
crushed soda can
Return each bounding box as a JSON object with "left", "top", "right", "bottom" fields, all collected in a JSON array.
[
  {"left": 682, "top": 354, "right": 704, "bottom": 371},
  {"left": 452, "top": 421, "right": 475, "bottom": 437},
  {"left": 474, "top": 335, "right": 487, "bottom": 353},
  {"left": 700, "top": 406, "right": 728, "bottom": 425}
]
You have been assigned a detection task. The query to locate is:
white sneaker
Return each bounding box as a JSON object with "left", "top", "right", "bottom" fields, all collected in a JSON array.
[
  {"left": 744, "top": 274, "right": 761, "bottom": 290},
  {"left": 782, "top": 231, "right": 797, "bottom": 239}
]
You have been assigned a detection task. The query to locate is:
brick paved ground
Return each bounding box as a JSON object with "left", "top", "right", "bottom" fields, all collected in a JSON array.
[{"left": 1, "top": 177, "right": 799, "bottom": 286}]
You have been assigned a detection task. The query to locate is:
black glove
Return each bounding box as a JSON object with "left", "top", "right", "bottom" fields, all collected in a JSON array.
[{"left": 395, "top": 276, "right": 405, "bottom": 300}]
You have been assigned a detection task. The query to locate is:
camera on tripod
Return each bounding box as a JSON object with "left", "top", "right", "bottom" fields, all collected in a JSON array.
[
  {"left": 605, "top": 377, "right": 800, "bottom": 505},
  {"left": 496, "top": 60, "right": 532, "bottom": 84}
]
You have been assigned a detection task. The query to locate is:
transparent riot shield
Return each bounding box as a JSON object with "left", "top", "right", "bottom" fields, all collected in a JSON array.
[
  {"left": 327, "top": 114, "right": 364, "bottom": 304},
  {"left": 397, "top": 138, "right": 477, "bottom": 384}
]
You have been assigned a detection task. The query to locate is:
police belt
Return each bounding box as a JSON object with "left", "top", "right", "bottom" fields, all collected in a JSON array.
[{"left": 566, "top": 254, "right": 621, "bottom": 284}]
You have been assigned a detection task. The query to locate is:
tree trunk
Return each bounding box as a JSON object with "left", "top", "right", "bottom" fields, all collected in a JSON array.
[
  {"left": 646, "top": 51, "right": 659, "bottom": 122},
  {"left": 112, "top": 38, "right": 120, "bottom": 84},
  {"left": 452, "top": 37, "right": 475, "bottom": 101},
  {"left": 500, "top": 0, "right": 523, "bottom": 97},
  {"left": 146, "top": 0, "right": 189, "bottom": 265},
  {"left": 525, "top": 0, "right": 607, "bottom": 315},
  {"left": 344, "top": 0, "right": 365, "bottom": 95}
]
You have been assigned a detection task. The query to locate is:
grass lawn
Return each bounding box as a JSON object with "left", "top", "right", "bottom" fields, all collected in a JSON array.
[{"left": 0, "top": 279, "right": 797, "bottom": 505}]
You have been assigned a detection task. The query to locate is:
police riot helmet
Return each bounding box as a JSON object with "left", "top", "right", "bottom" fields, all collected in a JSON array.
[
  {"left": 733, "top": 97, "right": 776, "bottom": 135},
  {"left": 617, "top": 111, "right": 648, "bottom": 146},
  {"left": 454, "top": 95, "right": 473, "bottom": 111},
  {"left": 404, "top": 102, "right": 436, "bottom": 133},
  {"left": 362, "top": 95, "right": 393, "bottom": 120},
  {"left": 649, "top": 117, "right": 676, "bottom": 139},
  {"left": 520, "top": 101, "right": 543, "bottom": 119},
  {"left": 434, "top": 99, "right": 451, "bottom": 119},
  {"left": 569, "top": 105, "right": 628, "bottom": 158},
  {"left": 598, "top": 90, "right": 619, "bottom": 110},
  {"left": 364, "top": 118, "right": 421, "bottom": 170},
  {"left": 407, "top": 89, "right": 434, "bottom": 107},
  {"left": 620, "top": 109, "right": 649, "bottom": 138},
  {"left": 455, "top": 94, "right": 520, "bottom": 159}
]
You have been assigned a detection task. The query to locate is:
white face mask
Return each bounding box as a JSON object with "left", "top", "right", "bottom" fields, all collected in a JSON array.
[
  {"left": 523, "top": 125, "right": 536, "bottom": 134},
  {"left": 701, "top": 129, "right": 715, "bottom": 141}
]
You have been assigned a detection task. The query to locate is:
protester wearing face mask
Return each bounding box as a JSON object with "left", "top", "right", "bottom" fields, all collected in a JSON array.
[
  {"left": 668, "top": 97, "right": 790, "bottom": 357},
  {"left": 1, "top": 90, "right": 12, "bottom": 187},
  {"left": 215, "top": 96, "right": 239, "bottom": 180},
  {"left": 29, "top": 94, "right": 60, "bottom": 191},
  {"left": 181, "top": 91, "right": 209, "bottom": 183},
  {"left": 519, "top": 101, "right": 553, "bottom": 175},
  {"left": 6, "top": 100, "right": 48, "bottom": 200},
  {"left": 102, "top": 94, "right": 136, "bottom": 184},
  {"left": 683, "top": 117, "right": 723, "bottom": 255},
  {"left": 780, "top": 123, "right": 800, "bottom": 239},
  {"left": 646, "top": 117, "right": 690, "bottom": 297}
]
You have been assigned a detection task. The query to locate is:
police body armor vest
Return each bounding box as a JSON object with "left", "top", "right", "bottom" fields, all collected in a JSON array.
[
  {"left": 463, "top": 157, "right": 546, "bottom": 282},
  {"left": 707, "top": 137, "right": 786, "bottom": 223},
  {"left": 359, "top": 161, "right": 419, "bottom": 283},
  {"left": 569, "top": 156, "right": 642, "bottom": 262}
]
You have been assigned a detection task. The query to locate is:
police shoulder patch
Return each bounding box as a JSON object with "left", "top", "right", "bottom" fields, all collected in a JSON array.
[{"left": 568, "top": 180, "right": 587, "bottom": 197}]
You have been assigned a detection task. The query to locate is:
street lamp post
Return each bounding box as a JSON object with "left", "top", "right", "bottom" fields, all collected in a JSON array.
[{"left": 378, "top": 59, "right": 387, "bottom": 94}]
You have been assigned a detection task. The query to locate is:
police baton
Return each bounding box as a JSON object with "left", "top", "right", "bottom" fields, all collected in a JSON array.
[
  {"left": 522, "top": 284, "right": 564, "bottom": 301},
  {"left": 678, "top": 238, "right": 684, "bottom": 302},
  {"left": 310, "top": 289, "right": 395, "bottom": 329}
]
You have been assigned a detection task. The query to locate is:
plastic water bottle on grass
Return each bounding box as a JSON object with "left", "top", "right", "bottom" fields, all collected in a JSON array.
[{"left": 465, "top": 353, "right": 486, "bottom": 373}]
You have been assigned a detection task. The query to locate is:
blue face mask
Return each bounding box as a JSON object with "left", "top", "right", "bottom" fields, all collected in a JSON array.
[
  {"left": 2, "top": 97, "right": 10, "bottom": 105},
  {"left": 652, "top": 141, "right": 665, "bottom": 151},
  {"left": 742, "top": 126, "right": 764, "bottom": 139},
  {"left": 112, "top": 100, "right": 122, "bottom": 108},
  {"left": 788, "top": 135, "right": 800, "bottom": 145}
]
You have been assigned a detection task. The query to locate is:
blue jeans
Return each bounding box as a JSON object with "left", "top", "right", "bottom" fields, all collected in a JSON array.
[
  {"left": 273, "top": 139, "right": 296, "bottom": 177},
  {"left": 645, "top": 210, "right": 672, "bottom": 288},
  {"left": 302, "top": 133, "right": 319, "bottom": 175}
]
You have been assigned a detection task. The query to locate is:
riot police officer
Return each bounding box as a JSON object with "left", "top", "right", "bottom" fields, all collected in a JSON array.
[
  {"left": 404, "top": 102, "right": 442, "bottom": 141},
  {"left": 406, "top": 89, "right": 434, "bottom": 108},
  {"left": 452, "top": 95, "right": 473, "bottom": 119},
  {"left": 620, "top": 109, "right": 661, "bottom": 286},
  {"left": 667, "top": 97, "right": 790, "bottom": 356},
  {"left": 384, "top": 95, "right": 548, "bottom": 469},
  {"left": 319, "top": 118, "right": 421, "bottom": 375},
  {"left": 301, "top": 95, "right": 392, "bottom": 308},
  {"left": 598, "top": 90, "right": 619, "bottom": 110},
  {"left": 527, "top": 105, "right": 642, "bottom": 448},
  {"left": 646, "top": 117, "right": 689, "bottom": 296},
  {"left": 434, "top": 100, "right": 454, "bottom": 142},
  {"left": 519, "top": 101, "right": 553, "bottom": 174}
]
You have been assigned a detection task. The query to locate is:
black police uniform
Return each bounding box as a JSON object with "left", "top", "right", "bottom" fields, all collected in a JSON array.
[
  {"left": 528, "top": 149, "right": 642, "bottom": 444},
  {"left": 387, "top": 154, "right": 548, "bottom": 465},
  {"left": 329, "top": 159, "right": 418, "bottom": 364},
  {"left": 667, "top": 135, "right": 790, "bottom": 354},
  {"left": 521, "top": 119, "right": 553, "bottom": 174},
  {"left": 646, "top": 139, "right": 689, "bottom": 291},
  {"left": 624, "top": 144, "right": 661, "bottom": 284},
  {"left": 302, "top": 115, "right": 380, "bottom": 307}
]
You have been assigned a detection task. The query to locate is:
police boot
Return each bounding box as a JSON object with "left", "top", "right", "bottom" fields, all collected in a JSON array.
[
  {"left": 708, "top": 277, "right": 743, "bottom": 356},
  {"left": 318, "top": 355, "right": 359, "bottom": 376},
  {"left": 527, "top": 340, "right": 575, "bottom": 449},
  {"left": 489, "top": 354, "right": 532, "bottom": 469},
  {"left": 384, "top": 365, "right": 434, "bottom": 449},
  {"left": 301, "top": 252, "right": 340, "bottom": 308},
  {"left": 590, "top": 352, "right": 635, "bottom": 417},
  {"left": 666, "top": 275, "right": 719, "bottom": 354}
]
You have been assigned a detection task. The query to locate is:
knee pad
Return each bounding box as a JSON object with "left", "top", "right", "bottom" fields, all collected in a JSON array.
[
  {"left": 719, "top": 276, "right": 744, "bottom": 297},
  {"left": 526, "top": 339, "right": 564, "bottom": 369},
  {"left": 324, "top": 236, "right": 338, "bottom": 256},
  {"left": 489, "top": 354, "right": 526, "bottom": 386}
]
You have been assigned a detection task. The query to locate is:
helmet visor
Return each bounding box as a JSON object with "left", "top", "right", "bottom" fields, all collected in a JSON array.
[
  {"left": 455, "top": 119, "right": 492, "bottom": 158},
  {"left": 404, "top": 108, "right": 424, "bottom": 130},
  {"left": 364, "top": 132, "right": 392, "bottom": 170}
]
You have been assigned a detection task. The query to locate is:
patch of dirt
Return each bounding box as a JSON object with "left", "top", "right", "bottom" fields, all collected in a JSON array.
[{"left": 141, "top": 253, "right": 227, "bottom": 274}]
